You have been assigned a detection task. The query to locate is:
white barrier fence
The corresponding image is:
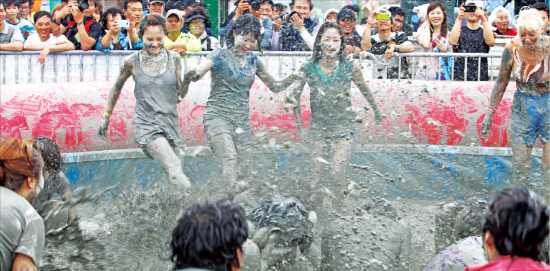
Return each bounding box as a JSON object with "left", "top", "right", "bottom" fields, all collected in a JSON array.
[{"left": 0, "top": 51, "right": 504, "bottom": 84}]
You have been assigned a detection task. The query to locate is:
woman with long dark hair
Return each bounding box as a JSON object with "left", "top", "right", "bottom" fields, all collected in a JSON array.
[
  {"left": 184, "top": 14, "right": 295, "bottom": 189},
  {"left": 289, "top": 22, "right": 382, "bottom": 211},
  {"left": 99, "top": 14, "right": 191, "bottom": 188},
  {"left": 415, "top": 1, "right": 453, "bottom": 80}
]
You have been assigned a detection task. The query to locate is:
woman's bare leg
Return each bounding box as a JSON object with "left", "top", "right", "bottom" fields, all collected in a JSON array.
[
  {"left": 511, "top": 143, "right": 532, "bottom": 187},
  {"left": 330, "top": 138, "right": 354, "bottom": 212},
  {"left": 146, "top": 137, "right": 191, "bottom": 188},
  {"left": 209, "top": 133, "right": 238, "bottom": 187}
]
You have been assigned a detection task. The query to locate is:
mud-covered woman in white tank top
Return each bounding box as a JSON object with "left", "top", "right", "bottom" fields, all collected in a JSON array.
[{"left": 99, "top": 14, "right": 191, "bottom": 188}]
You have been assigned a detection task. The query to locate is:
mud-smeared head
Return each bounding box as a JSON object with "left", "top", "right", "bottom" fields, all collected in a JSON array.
[
  {"left": 312, "top": 22, "right": 346, "bottom": 62},
  {"left": 226, "top": 14, "right": 262, "bottom": 53},
  {"left": 248, "top": 197, "right": 313, "bottom": 253},
  {"left": 139, "top": 14, "right": 167, "bottom": 55}
]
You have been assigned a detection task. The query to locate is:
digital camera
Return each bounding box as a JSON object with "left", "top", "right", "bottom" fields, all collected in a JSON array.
[
  {"left": 276, "top": 11, "right": 301, "bottom": 24},
  {"left": 237, "top": 0, "right": 261, "bottom": 11},
  {"left": 77, "top": 0, "right": 89, "bottom": 12}
]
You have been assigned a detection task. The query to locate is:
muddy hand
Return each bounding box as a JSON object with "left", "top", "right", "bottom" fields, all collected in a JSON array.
[
  {"left": 480, "top": 114, "right": 493, "bottom": 141},
  {"left": 185, "top": 67, "right": 200, "bottom": 82},
  {"left": 98, "top": 117, "right": 110, "bottom": 138}
]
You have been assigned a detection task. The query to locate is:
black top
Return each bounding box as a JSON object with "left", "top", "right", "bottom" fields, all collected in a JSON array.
[
  {"left": 453, "top": 26, "right": 492, "bottom": 81},
  {"left": 344, "top": 30, "right": 362, "bottom": 48},
  {"left": 63, "top": 16, "right": 102, "bottom": 50}
]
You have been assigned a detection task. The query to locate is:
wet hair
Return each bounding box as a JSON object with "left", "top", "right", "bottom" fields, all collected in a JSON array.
[
  {"left": 100, "top": 7, "right": 126, "bottom": 31},
  {"left": 33, "top": 10, "right": 51, "bottom": 22},
  {"left": 170, "top": 201, "right": 248, "bottom": 271},
  {"left": 517, "top": 8, "right": 544, "bottom": 33},
  {"left": 123, "top": 0, "right": 143, "bottom": 11},
  {"left": 248, "top": 197, "right": 313, "bottom": 253},
  {"left": 138, "top": 13, "right": 167, "bottom": 38},
  {"left": 311, "top": 22, "right": 347, "bottom": 63},
  {"left": 289, "top": 0, "right": 312, "bottom": 10},
  {"left": 426, "top": 1, "right": 448, "bottom": 40},
  {"left": 488, "top": 6, "right": 512, "bottom": 28},
  {"left": 531, "top": 2, "right": 550, "bottom": 18},
  {"left": 481, "top": 187, "right": 549, "bottom": 261},
  {"left": 343, "top": 4, "right": 359, "bottom": 14},
  {"left": 32, "top": 136, "right": 61, "bottom": 175},
  {"left": 0, "top": 138, "right": 43, "bottom": 192},
  {"left": 272, "top": 3, "right": 285, "bottom": 12},
  {"left": 388, "top": 6, "right": 405, "bottom": 18},
  {"left": 4, "top": 0, "right": 19, "bottom": 8},
  {"left": 225, "top": 14, "right": 262, "bottom": 50}
]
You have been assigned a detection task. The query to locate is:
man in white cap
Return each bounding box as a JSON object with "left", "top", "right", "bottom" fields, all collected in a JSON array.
[{"left": 449, "top": 0, "right": 495, "bottom": 81}]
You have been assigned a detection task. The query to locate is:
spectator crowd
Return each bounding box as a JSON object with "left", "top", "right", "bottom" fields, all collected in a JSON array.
[{"left": 0, "top": 0, "right": 549, "bottom": 80}]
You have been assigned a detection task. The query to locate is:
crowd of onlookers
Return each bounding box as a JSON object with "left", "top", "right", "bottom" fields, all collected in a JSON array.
[{"left": 0, "top": 0, "right": 549, "bottom": 80}]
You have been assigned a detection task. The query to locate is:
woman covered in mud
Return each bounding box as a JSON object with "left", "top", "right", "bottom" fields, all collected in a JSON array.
[
  {"left": 481, "top": 8, "right": 550, "bottom": 191},
  {"left": 184, "top": 14, "right": 295, "bottom": 189},
  {"left": 289, "top": 22, "right": 382, "bottom": 211},
  {"left": 98, "top": 14, "right": 191, "bottom": 188}
]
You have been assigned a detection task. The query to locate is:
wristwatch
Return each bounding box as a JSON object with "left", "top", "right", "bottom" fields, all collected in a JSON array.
[{"left": 76, "top": 21, "right": 84, "bottom": 26}]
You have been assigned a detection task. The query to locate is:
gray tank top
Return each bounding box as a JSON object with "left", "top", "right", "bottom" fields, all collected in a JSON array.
[{"left": 131, "top": 50, "right": 184, "bottom": 148}]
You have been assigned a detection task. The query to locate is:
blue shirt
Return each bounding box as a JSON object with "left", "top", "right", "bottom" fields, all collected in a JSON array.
[
  {"left": 5, "top": 18, "right": 35, "bottom": 41},
  {"left": 96, "top": 31, "right": 129, "bottom": 51}
]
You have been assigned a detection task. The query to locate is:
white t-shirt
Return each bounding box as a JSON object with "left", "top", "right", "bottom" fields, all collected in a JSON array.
[{"left": 25, "top": 33, "right": 68, "bottom": 45}]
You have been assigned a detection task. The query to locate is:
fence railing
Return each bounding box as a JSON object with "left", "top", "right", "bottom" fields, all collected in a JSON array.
[{"left": 0, "top": 50, "right": 505, "bottom": 84}]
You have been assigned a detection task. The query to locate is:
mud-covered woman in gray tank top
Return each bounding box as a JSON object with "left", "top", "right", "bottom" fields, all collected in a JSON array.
[
  {"left": 184, "top": 15, "right": 296, "bottom": 190},
  {"left": 98, "top": 14, "right": 191, "bottom": 188}
]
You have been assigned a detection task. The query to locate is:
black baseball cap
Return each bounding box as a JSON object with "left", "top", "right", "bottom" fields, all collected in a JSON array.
[
  {"left": 149, "top": 0, "right": 165, "bottom": 4},
  {"left": 184, "top": 0, "right": 205, "bottom": 8},
  {"left": 337, "top": 8, "right": 355, "bottom": 21}
]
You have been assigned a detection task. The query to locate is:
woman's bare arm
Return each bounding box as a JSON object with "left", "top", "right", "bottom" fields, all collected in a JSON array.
[
  {"left": 352, "top": 61, "right": 382, "bottom": 123},
  {"left": 256, "top": 58, "right": 298, "bottom": 93}
]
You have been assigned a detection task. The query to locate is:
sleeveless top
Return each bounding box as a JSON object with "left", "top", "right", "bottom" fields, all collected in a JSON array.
[
  {"left": 302, "top": 60, "right": 356, "bottom": 139},
  {"left": 131, "top": 50, "right": 184, "bottom": 148},
  {"left": 203, "top": 48, "right": 262, "bottom": 127},
  {"left": 510, "top": 39, "right": 550, "bottom": 95}
]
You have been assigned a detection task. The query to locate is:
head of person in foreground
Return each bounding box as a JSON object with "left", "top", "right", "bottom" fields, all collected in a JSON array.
[{"left": 170, "top": 201, "right": 248, "bottom": 271}]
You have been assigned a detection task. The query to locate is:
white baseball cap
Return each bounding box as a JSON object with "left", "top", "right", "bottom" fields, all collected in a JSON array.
[{"left": 464, "top": 0, "right": 483, "bottom": 9}]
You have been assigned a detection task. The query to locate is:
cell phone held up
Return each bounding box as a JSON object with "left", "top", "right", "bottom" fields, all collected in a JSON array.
[
  {"left": 117, "top": 20, "right": 130, "bottom": 28},
  {"left": 464, "top": 5, "right": 477, "bottom": 13}
]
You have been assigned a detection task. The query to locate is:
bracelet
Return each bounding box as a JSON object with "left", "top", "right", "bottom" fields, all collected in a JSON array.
[
  {"left": 76, "top": 21, "right": 84, "bottom": 26},
  {"left": 104, "top": 112, "right": 111, "bottom": 118},
  {"left": 487, "top": 106, "right": 497, "bottom": 113}
]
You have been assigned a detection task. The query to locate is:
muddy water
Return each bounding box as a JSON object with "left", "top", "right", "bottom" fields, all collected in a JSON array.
[{"left": 38, "top": 174, "right": 457, "bottom": 271}]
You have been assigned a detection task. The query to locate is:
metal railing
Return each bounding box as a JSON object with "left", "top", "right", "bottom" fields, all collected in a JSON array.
[{"left": 0, "top": 50, "right": 505, "bottom": 84}]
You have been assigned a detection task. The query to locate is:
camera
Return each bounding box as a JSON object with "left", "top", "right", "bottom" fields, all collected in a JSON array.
[
  {"left": 464, "top": 5, "right": 477, "bottom": 13},
  {"left": 276, "top": 11, "right": 301, "bottom": 24},
  {"left": 77, "top": 0, "right": 89, "bottom": 12},
  {"left": 237, "top": 0, "right": 261, "bottom": 11}
]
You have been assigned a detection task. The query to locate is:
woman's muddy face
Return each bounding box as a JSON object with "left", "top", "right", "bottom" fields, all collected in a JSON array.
[
  {"left": 143, "top": 25, "right": 165, "bottom": 55},
  {"left": 428, "top": 7, "right": 444, "bottom": 27},
  {"left": 319, "top": 28, "right": 341, "bottom": 59},
  {"left": 495, "top": 11, "right": 509, "bottom": 31},
  {"left": 233, "top": 32, "right": 258, "bottom": 54},
  {"left": 519, "top": 27, "right": 541, "bottom": 51},
  {"left": 189, "top": 18, "right": 205, "bottom": 37}
]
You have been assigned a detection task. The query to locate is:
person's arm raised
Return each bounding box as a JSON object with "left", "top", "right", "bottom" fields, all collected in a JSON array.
[
  {"left": 478, "top": 9, "right": 495, "bottom": 46},
  {"left": 449, "top": 5, "right": 465, "bottom": 45},
  {"left": 480, "top": 44, "right": 513, "bottom": 140}
]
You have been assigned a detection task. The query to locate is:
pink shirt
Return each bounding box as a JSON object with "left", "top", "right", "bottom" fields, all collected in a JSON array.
[{"left": 465, "top": 255, "right": 549, "bottom": 271}]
